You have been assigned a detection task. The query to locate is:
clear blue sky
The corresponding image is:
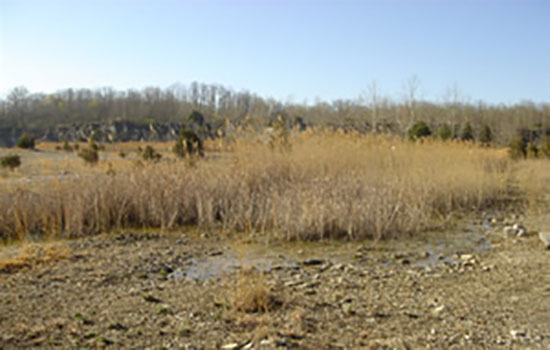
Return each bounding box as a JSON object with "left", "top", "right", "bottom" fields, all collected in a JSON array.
[{"left": 1, "top": 0, "right": 549, "bottom": 104}]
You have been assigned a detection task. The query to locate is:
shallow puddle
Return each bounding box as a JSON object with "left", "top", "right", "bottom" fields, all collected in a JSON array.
[{"left": 176, "top": 220, "right": 493, "bottom": 281}]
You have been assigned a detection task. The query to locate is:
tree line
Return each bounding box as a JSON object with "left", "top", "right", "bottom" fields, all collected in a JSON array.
[{"left": 1, "top": 82, "right": 549, "bottom": 145}]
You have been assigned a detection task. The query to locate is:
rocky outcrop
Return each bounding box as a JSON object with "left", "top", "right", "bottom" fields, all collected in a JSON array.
[
  {"left": 0, "top": 127, "right": 24, "bottom": 148},
  {"left": 0, "top": 121, "right": 215, "bottom": 147}
]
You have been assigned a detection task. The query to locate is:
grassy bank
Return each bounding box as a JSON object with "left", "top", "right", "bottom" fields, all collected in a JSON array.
[{"left": 0, "top": 132, "right": 518, "bottom": 241}]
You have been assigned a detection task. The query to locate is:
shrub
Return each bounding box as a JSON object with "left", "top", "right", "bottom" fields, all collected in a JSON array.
[
  {"left": 408, "top": 121, "right": 431, "bottom": 141},
  {"left": 269, "top": 115, "right": 292, "bottom": 151},
  {"left": 435, "top": 124, "right": 453, "bottom": 141},
  {"left": 78, "top": 148, "right": 99, "bottom": 165},
  {"left": 188, "top": 110, "right": 205, "bottom": 126},
  {"left": 508, "top": 136, "right": 527, "bottom": 160},
  {"left": 173, "top": 138, "right": 185, "bottom": 158},
  {"left": 173, "top": 129, "right": 204, "bottom": 158},
  {"left": 142, "top": 145, "right": 162, "bottom": 162},
  {"left": 478, "top": 124, "right": 493, "bottom": 146},
  {"left": 62, "top": 140, "right": 73, "bottom": 152},
  {"left": 540, "top": 137, "right": 550, "bottom": 159},
  {"left": 460, "top": 122, "right": 474, "bottom": 141},
  {"left": 118, "top": 151, "right": 127, "bottom": 158},
  {"left": 0, "top": 155, "right": 21, "bottom": 171},
  {"left": 527, "top": 141, "right": 538, "bottom": 159},
  {"left": 16, "top": 133, "right": 35, "bottom": 149}
]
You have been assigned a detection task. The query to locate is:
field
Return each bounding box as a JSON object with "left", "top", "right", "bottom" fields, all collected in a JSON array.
[{"left": 1, "top": 131, "right": 549, "bottom": 349}]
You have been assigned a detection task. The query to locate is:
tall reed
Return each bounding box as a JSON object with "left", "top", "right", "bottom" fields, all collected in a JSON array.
[{"left": 0, "top": 133, "right": 512, "bottom": 241}]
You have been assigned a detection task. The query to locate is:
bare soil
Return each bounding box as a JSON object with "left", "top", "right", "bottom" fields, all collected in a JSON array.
[{"left": 0, "top": 224, "right": 549, "bottom": 349}]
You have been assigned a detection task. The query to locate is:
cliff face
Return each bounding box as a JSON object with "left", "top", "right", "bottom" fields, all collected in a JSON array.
[
  {"left": 0, "top": 121, "right": 212, "bottom": 147},
  {"left": 0, "top": 127, "right": 24, "bottom": 148}
]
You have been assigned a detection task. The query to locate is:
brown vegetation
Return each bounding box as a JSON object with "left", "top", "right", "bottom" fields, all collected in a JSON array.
[
  {"left": 225, "top": 268, "right": 280, "bottom": 314},
  {"left": 0, "top": 242, "right": 71, "bottom": 273},
  {"left": 0, "top": 132, "right": 519, "bottom": 242}
]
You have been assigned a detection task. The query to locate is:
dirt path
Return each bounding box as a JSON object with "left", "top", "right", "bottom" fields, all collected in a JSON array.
[{"left": 0, "top": 228, "right": 548, "bottom": 349}]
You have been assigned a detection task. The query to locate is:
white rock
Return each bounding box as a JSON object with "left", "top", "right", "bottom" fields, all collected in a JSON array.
[
  {"left": 510, "top": 329, "right": 527, "bottom": 339},
  {"left": 460, "top": 254, "right": 474, "bottom": 261},
  {"left": 503, "top": 226, "right": 517, "bottom": 237},
  {"left": 539, "top": 232, "right": 550, "bottom": 249},
  {"left": 516, "top": 228, "right": 527, "bottom": 237},
  {"left": 432, "top": 305, "right": 446, "bottom": 315},
  {"left": 513, "top": 224, "right": 527, "bottom": 237}
]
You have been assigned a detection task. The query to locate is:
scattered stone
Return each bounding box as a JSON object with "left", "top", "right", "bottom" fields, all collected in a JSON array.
[
  {"left": 222, "top": 341, "right": 249, "bottom": 349},
  {"left": 143, "top": 295, "right": 162, "bottom": 303},
  {"left": 460, "top": 254, "right": 473, "bottom": 261},
  {"left": 510, "top": 329, "right": 527, "bottom": 339},
  {"left": 259, "top": 339, "right": 273, "bottom": 346},
  {"left": 108, "top": 322, "right": 128, "bottom": 331},
  {"left": 513, "top": 224, "right": 527, "bottom": 237},
  {"left": 302, "top": 259, "right": 325, "bottom": 266},
  {"left": 101, "top": 337, "right": 114, "bottom": 345},
  {"left": 432, "top": 305, "right": 446, "bottom": 315},
  {"left": 503, "top": 226, "right": 517, "bottom": 238}
]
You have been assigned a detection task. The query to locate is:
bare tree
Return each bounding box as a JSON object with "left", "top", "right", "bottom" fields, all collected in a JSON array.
[{"left": 402, "top": 75, "right": 420, "bottom": 132}]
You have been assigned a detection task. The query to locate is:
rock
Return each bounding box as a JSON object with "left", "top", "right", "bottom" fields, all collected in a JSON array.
[
  {"left": 538, "top": 232, "right": 550, "bottom": 249},
  {"left": 513, "top": 224, "right": 527, "bottom": 237},
  {"left": 108, "top": 322, "right": 128, "bottom": 331},
  {"left": 432, "top": 305, "right": 446, "bottom": 315},
  {"left": 209, "top": 250, "right": 223, "bottom": 256},
  {"left": 143, "top": 295, "right": 162, "bottom": 303},
  {"left": 460, "top": 254, "right": 473, "bottom": 261},
  {"left": 302, "top": 259, "right": 325, "bottom": 266},
  {"left": 259, "top": 339, "right": 273, "bottom": 346},
  {"left": 342, "top": 303, "right": 355, "bottom": 315},
  {"left": 510, "top": 329, "right": 527, "bottom": 339},
  {"left": 503, "top": 226, "right": 517, "bottom": 238}
]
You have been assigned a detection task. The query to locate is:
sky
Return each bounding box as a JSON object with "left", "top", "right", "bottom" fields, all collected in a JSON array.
[{"left": 0, "top": 0, "right": 549, "bottom": 104}]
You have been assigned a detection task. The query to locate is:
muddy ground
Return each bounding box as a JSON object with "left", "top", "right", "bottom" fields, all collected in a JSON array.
[{"left": 0, "top": 222, "right": 549, "bottom": 350}]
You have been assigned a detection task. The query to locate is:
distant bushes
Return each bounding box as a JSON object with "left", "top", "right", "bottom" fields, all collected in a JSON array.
[
  {"left": 435, "top": 124, "right": 453, "bottom": 141},
  {"left": 507, "top": 137, "right": 526, "bottom": 160},
  {"left": 507, "top": 135, "right": 550, "bottom": 160},
  {"left": 408, "top": 121, "right": 432, "bottom": 141},
  {"left": 409, "top": 121, "right": 497, "bottom": 146},
  {"left": 173, "top": 129, "right": 204, "bottom": 159},
  {"left": 540, "top": 138, "right": 550, "bottom": 158},
  {"left": 17, "top": 133, "right": 35, "bottom": 149},
  {"left": 78, "top": 147, "right": 99, "bottom": 165},
  {"left": 479, "top": 124, "right": 493, "bottom": 146},
  {"left": 141, "top": 145, "right": 162, "bottom": 162},
  {"left": 459, "top": 122, "right": 474, "bottom": 141},
  {"left": 0, "top": 155, "right": 21, "bottom": 171}
]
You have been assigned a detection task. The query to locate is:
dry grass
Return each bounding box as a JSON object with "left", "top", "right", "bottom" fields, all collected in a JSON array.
[
  {"left": 514, "top": 160, "right": 550, "bottom": 212},
  {"left": 0, "top": 132, "right": 522, "bottom": 241},
  {"left": 226, "top": 268, "right": 279, "bottom": 314},
  {"left": 0, "top": 242, "right": 71, "bottom": 273}
]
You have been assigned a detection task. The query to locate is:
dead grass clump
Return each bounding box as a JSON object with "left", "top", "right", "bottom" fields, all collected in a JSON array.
[{"left": 227, "top": 268, "right": 281, "bottom": 314}]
